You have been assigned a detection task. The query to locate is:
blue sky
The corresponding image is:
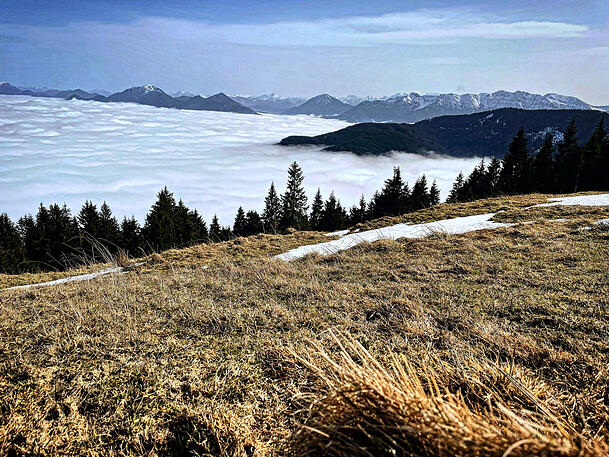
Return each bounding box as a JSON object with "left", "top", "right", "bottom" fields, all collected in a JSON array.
[{"left": 1, "top": 0, "right": 608, "bottom": 103}]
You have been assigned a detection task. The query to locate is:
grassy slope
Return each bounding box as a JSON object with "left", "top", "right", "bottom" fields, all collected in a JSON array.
[{"left": 1, "top": 193, "right": 608, "bottom": 456}]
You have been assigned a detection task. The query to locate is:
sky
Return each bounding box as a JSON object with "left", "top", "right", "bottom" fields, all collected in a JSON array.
[{"left": 1, "top": 0, "right": 608, "bottom": 104}]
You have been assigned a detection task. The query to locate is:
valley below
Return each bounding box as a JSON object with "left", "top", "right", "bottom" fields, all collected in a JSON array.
[{"left": 0, "top": 95, "right": 481, "bottom": 224}]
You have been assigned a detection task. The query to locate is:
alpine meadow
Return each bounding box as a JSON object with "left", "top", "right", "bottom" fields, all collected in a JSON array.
[{"left": 1, "top": 1, "right": 609, "bottom": 456}]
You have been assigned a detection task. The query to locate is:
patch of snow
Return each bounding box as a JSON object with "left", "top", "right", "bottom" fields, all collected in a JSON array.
[
  {"left": 7, "top": 266, "right": 124, "bottom": 290},
  {"left": 594, "top": 218, "right": 609, "bottom": 226},
  {"left": 325, "top": 229, "right": 350, "bottom": 237},
  {"left": 276, "top": 213, "right": 512, "bottom": 261},
  {"left": 533, "top": 194, "right": 609, "bottom": 208}
]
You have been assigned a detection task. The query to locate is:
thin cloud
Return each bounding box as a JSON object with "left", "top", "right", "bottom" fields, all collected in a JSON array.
[{"left": 0, "top": 9, "right": 590, "bottom": 50}]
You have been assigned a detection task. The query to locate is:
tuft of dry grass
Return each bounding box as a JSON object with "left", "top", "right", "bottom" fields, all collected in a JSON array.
[{"left": 289, "top": 332, "right": 608, "bottom": 457}]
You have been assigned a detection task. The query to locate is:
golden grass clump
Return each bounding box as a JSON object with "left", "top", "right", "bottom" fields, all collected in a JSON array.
[{"left": 290, "top": 332, "right": 608, "bottom": 457}]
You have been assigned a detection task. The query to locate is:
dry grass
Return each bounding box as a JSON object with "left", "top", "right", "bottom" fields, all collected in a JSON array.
[
  {"left": 289, "top": 332, "right": 608, "bottom": 457},
  {"left": 0, "top": 193, "right": 608, "bottom": 456}
]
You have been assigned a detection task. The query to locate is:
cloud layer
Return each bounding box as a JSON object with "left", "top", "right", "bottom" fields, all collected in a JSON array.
[{"left": 0, "top": 95, "right": 481, "bottom": 225}]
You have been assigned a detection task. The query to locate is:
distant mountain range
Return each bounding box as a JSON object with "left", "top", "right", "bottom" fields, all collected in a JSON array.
[
  {"left": 285, "top": 94, "right": 353, "bottom": 116},
  {"left": 336, "top": 91, "right": 602, "bottom": 123},
  {"left": 279, "top": 108, "right": 609, "bottom": 157},
  {"left": 2, "top": 81, "right": 608, "bottom": 121},
  {"left": 233, "top": 90, "right": 607, "bottom": 120},
  {"left": 230, "top": 94, "right": 306, "bottom": 114},
  {"left": 1, "top": 82, "right": 256, "bottom": 115}
]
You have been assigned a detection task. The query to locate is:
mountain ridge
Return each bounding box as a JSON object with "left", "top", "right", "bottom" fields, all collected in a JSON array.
[
  {"left": 285, "top": 94, "right": 353, "bottom": 116},
  {"left": 0, "top": 83, "right": 257, "bottom": 115},
  {"left": 3, "top": 82, "right": 607, "bottom": 119},
  {"left": 280, "top": 108, "right": 609, "bottom": 157}
]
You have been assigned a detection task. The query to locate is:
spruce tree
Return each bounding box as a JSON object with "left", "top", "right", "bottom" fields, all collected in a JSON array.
[
  {"left": 555, "top": 118, "right": 581, "bottom": 193},
  {"left": 367, "top": 191, "right": 381, "bottom": 219},
  {"left": 99, "top": 202, "right": 121, "bottom": 248},
  {"left": 262, "top": 182, "right": 281, "bottom": 233},
  {"left": 499, "top": 127, "right": 531, "bottom": 195},
  {"left": 78, "top": 201, "right": 101, "bottom": 238},
  {"left": 220, "top": 226, "right": 233, "bottom": 240},
  {"left": 447, "top": 172, "right": 465, "bottom": 203},
  {"left": 17, "top": 214, "right": 38, "bottom": 268},
  {"left": 532, "top": 134, "right": 556, "bottom": 193},
  {"left": 279, "top": 162, "right": 308, "bottom": 231},
  {"left": 320, "top": 192, "right": 345, "bottom": 231},
  {"left": 33, "top": 204, "right": 51, "bottom": 265},
  {"left": 485, "top": 156, "right": 502, "bottom": 196},
  {"left": 143, "top": 187, "right": 178, "bottom": 251},
  {"left": 0, "top": 213, "right": 24, "bottom": 273},
  {"left": 580, "top": 120, "right": 607, "bottom": 191},
  {"left": 467, "top": 160, "right": 487, "bottom": 200},
  {"left": 244, "top": 210, "right": 263, "bottom": 236},
  {"left": 209, "top": 215, "right": 222, "bottom": 241},
  {"left": 410, "top": 175, "right": 430, "bottom": 210},
  {"left": 429, "top": 180, "right": 441, "bottom": 206},
  {"left": 376, "top": 167, "right": 409, "bottom": 217},
  {"left": 348, "top": 195, "right": 367, "bottom": 225},
  {"left": 120, "top": 216, "right": 142, "bottom": 256},
  {"left": 233, "top": 207, "right": 247, "bottom": 237},
  {"left": 48, "top": 203, "right": 78, "bottom": 265},
  {"left": 309, "top": 188, "right": 324, "bottom": 231},
  {"left": 188, "top": 209, "right": 208, "bottom": 242}
]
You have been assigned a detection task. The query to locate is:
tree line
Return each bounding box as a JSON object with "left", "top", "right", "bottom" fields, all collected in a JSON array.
[
  {"left": 0, "top": 163, "right": 440, "bottom": 273},
  {"left": 447, "top": 119, "right": 609, "bottom": 203}
]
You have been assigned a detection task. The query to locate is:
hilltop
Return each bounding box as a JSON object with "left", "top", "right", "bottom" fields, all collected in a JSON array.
[
  {"left": 280, "top": 108, "right": 609, "bottom": 156},
  {"left": 1, "top": 192, "right": 609, "bottom": 456}
]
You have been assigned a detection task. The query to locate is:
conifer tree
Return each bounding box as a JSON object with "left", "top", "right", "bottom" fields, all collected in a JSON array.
[
  {"left": 468, "top": 160, "right": 488, "bottom": 200},
  {"left": 220, "top": 226, "right": 233, "bottom": 240},
  {"left": 17, "top": 214, "right": 38, "bottom": 267},
  {"left": 209, "top": 214, "right": 222, "bottom": 241},
  {"left": 78, "top": 201, "right": 101, "bottom": 238},
  {"left": 279, "top": 162, "right": 308, "bottom": 231},
  {"left": 309, "top": 188, "right": 324, "bottom": 231},
  {"left": 188, "top": 209, "right": 208, "bottom": 242},
  {"left": 486, "top": 156, "right": 502, "bottom": 196},
  {"left": 499, "top": 127, "right": 531, "bottom": 195},
  {"left": 0, "top": 213, "right": 24, "bottom": 273},
  {"left": 143, "top": 187, "right": 178, "bottom": 251},
  {"left": 447, "top": 172, "right": 465, "bottom": 203},
  {"left": 320, "top": 192, "right": 346, "bottom": 231},
  {"left": 580, "top": 120, "right": 607, "bottom": 191},
  {"left": 532, "top": 134, "right": 556, "bottom": 193},
  {"left": 348, "top": 195, "right": 367, "bottom": 225},
  {"left": 120, "top": 216, "right": 142, "bottom": 256},
  {"left": 262, "top": 182, "right": 281, "bottom": 233},
  {"left": 244, "top": 210, "right": 263, "bottom": 236},
  {"left": 367, "top": 191, "right": 381, "bottom": 219},
  {"left": 374, "top": 167, "right": 409, "bottom": 217},
  {"left": 555, "top": 118, "right": 581, "bottom": 193},
  {"left": 99, "top": 202, "right": 121, "bottom": 248},
  {"left": 233, "top": 207, "right": 247, "bottom": 237},
  {"left": 410, "top": 175, "right": 430, "bottom": 210},
  {"left": 48, "top": 203, "right": 79, "bottom": 264},
  {"left": 429, "top": 180, "right": 440, "bottom": 206},
  {"left": 33, "top": 204, "right": 51, "bottom": 265}
]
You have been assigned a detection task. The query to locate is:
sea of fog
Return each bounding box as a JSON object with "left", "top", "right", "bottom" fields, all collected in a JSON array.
[{"left": 0, "top": 95, "right": 481, "bottom": 225}]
